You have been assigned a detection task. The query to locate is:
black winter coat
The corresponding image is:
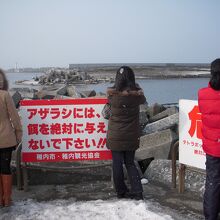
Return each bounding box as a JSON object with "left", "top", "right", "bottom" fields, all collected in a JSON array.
[{"left": 106, "top": 88, "right": 146, "bottom": 151}]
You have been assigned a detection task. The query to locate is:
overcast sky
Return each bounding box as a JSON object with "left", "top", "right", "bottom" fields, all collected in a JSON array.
[{"left": 0, "top": 0, "right": 219, "bottom": 69}]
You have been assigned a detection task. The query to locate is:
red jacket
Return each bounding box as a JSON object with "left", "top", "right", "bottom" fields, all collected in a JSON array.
[{"left": 198, "top": 84, "right": 220, "bottom": 157}]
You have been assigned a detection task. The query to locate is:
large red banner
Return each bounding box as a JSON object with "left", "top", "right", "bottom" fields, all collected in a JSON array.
[{"left": 20, "top": 98, "right": 112, "bottom": 162}]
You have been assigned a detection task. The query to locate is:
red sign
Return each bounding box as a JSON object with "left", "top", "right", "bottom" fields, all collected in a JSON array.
[{"left": 20, "top": 98, "right": 112, "bottom": 162}]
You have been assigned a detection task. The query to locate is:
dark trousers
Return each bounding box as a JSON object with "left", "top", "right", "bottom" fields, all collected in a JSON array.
[
  {"left": 111, "top": 151, "right": 143, "bottom": 195},
  {"left": 204, "top": 154, "right": 220, "bottom": 220},
  {"left": 0, "top": 147, "right": 14, "bottom": 174}
]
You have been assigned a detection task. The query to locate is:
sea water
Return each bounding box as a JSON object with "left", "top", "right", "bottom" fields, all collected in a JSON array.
[
  {"left": 78, "top": 78, "right": 208, "bottom": 104},
  {"left": 6, "top": 72, "right": 208, "bottom": 105}
]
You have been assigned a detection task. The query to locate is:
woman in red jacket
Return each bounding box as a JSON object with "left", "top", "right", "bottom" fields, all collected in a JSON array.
[{"left": 198, "top": 58, "right": 220, "bottom": 220}]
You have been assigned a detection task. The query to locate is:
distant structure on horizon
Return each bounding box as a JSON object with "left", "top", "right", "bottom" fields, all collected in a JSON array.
[
  {"left": 69, "top": 63, "right": 121, "bottom": 71},
  {"left": 15, "top": 63, "right": 19, "bottom": 73},
  {"left": 69, "top": 63, "right": 210, "bottom": 72}
]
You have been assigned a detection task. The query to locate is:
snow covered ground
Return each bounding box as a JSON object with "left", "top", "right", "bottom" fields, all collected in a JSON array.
[{"left": 0, "top": 199, "right": 173, "bottom": 220}]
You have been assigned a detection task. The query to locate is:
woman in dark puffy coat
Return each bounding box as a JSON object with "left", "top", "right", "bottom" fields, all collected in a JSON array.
[
  {"left": 198, "top": 58, "right": 220, "bottom": 220},
  {"left": 106, "top": 66, "right": 146, "bottom": 200}
]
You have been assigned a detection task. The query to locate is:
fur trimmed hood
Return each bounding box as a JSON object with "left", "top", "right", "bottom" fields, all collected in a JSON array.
[{"left": 107, "top": 88, "right": 144, "bottom": 96}]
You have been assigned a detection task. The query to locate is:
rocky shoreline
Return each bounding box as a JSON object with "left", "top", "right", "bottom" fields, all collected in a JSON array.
[{"left": 13, "top": 64, "right": 210, "bottom": 87}]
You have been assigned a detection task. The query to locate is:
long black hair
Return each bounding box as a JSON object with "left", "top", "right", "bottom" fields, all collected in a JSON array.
[
  {"left": 113, "top": 66, "right": 139, "bottom": 91},
  {"left": 209, "top": 58, "right": 220, "bottom": 90},
  {"left": 0, "top": 69, "right": 9, "bottom": 91}
]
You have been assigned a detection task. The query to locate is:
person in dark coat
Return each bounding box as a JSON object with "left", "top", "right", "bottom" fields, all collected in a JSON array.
[
  {"left": 198, "top": 58, "right": 220, "bottom": 220},
  {"left": 106, "top": 66, "right": 146, "bottom": 200}
]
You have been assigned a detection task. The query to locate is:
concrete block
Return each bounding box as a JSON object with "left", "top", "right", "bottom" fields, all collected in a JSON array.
[
  {"left": 95, "top": 92, "right": 106, "bottom": 97},
  {"left": 81, "top": 90, "right": 96, "bottom": 97},
  {"left": 10, "top": 88, "right": 37, "bottom": 100},
  {"left": 140, "top": 103, "right": 149, "bottom": 112},
  {"left": 144, "top": 113, "right": 179, "bottom": 134},
  {"left": 57, "top": 86, "right": 68, "bottom": 96},
  {"left": 66, "top": 86, "right": 82, "bottom": 98},
  {"left": 146, "top": 103, "right": 166, "bottom": 119},
  {"left": 149, "top": 106, "right": 179, "bottom": 123},
  {"left": 56, "top": 95, "right": 76, "bottom": 99},
  {"left": 36, "top": 90, "right": 56, "bottom": 99},
  {"left": 143, "top": 159, "right": 205, "bottom": 196},
  {"left": 144, "top": 159, "right": 173, "bottom": 185},
  {"left": 135, "top": 129, "right": 178, "bottom": 160},
  {"left": 139, "top": 111, "right": 149, "bottom": 126},
  {"left": 12, "top": 91, "right": 22, "bottom": 108},
  {"left": 139, "top": 103, "right": 149, "bottom": 127}
]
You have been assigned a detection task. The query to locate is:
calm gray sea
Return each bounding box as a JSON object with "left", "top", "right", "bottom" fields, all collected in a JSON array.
[{"left": 6, "top": 72, "right": 208, "bottom": 105}]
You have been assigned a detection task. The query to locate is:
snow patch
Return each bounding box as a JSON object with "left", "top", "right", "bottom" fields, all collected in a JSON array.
[
  {"left": 141, "top": 178, "right": 149, "bottom": 184},
  {"left": 1, "top": 199, "right": 173, "bottom": 220}
]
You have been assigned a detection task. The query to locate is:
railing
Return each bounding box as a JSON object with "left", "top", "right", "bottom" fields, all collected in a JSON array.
[{"left": 171, "top": 140, "right": 179, "bottom": 189}]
